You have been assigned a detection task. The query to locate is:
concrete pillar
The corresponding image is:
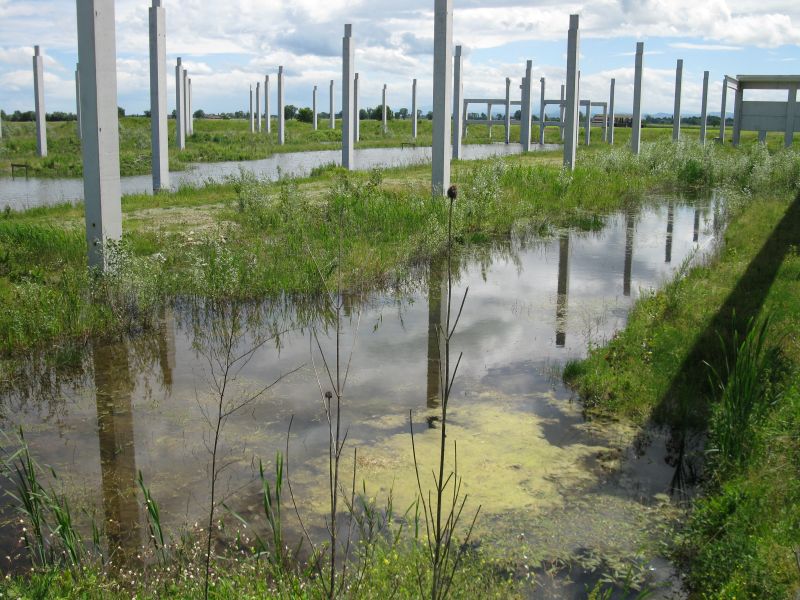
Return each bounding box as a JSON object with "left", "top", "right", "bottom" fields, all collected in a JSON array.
[
  {"left": 732, "top": 84, "right": 744, "bottom": 147},
  {"left": 75, "top": 65, "right": 82, "bottom": 140},
  {"left": 342, "top": 24, "right": 355, "bottom": 170},
  {"left": 699, "top": 70, "right": 709, "bottom": 145},
  {"left": 255, "top": 81, "right": 261, "bottom": 132},
  {"left": 33, "top": 46, "right": 47, "bottom": 157},
  {"left": 312, "top": 85, "right": 318, "bottom": 130},
  {"left": 278, "top": 66, "right": 285, "bottom": 145},
  {"left": 175, "top": 57, "right": 185, "bottom": 150},
  {"left": 148, "top": 0, "right": 168, "bottom": 192},
  {"left": 182, "top": 68, "right": 189, "bottom": 137},
  {"left": 249, "top": 85, "right": 254, "bottom": 133},
  {"left": 188, "top": 78, "right": 193, "bottom": 135},
  {"left": 631, "top": 42, "right": 644, "bottom": 155},
  {"left": 329, "top": 79, "right": 335, "bottom": 130},
  {"left": 452, "top": 46, "right": 463, "bottom": 158},
  {"left": 382, "top": 84, "right": 388, "bottom": 134},
  {"left": 784, "top": 86, "right": 796, "bottom": 148},
  {"left": 412, "top": 78, "right": 418, "bottom": 139},
  {"left": 77, "top": 0, "right": 122, "bottom": 270},
  {"left": 563, "top": 15, "right": 580, "bottom": 170},
  {"left": 758, "top": 130, "right": 767, "bottom": 144},
  {"left": 487, "top": 102, "right": 493, "bottom": 138},
  {"left": 719, "top": 78, "right": 729, "bottom": 144},
  {"left": 504, "top": 77, "right": 511, "bottom": 144},
  {"left": 264, "top": 75, "right": 271, "bottom": 134},
  {"left": 672, "top": 59, "right": 683, "bottom": 141},
  {"left": 520, "top": 60, "right": 533, "bottom": 152},
  {"left": 608, "top": 79, "right": 616, "bottom": 145},
  {"left": 538, "top": 77, "right": 546, "bottom": 145},
  {"left": 354, "top": 73, "right": 360, "bottom": 141},
  {"left": 584, "top": 102, "right": 591, "bottom": 145},
  {"left": 431, "top": 0, "right": 453, "bottom": 196},
  {"left": 559, "top": 84, "right": 565, "bottom": 141}
]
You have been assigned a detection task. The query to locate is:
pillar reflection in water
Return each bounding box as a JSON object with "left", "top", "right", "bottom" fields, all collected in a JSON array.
[
  {"left": 665, "top": 201, "right": 674, "bottom": 264},
  {"left": 93, "top": 340, "right": 141, "bottom": 563},
  {"left": 623, "top": 211, "right": 635, "bottom": 297},
  {"left": 556, "top": 233, "right": 570, "bottom": 348},
  {"left": 426, "top": 255, "right": 447, "bottom": 410},
  {"left": 693, "top": 207, "right": 701, "bottom": 243},
  {"left": 156, "top": 307, "right": 176, "bottom": 390}
]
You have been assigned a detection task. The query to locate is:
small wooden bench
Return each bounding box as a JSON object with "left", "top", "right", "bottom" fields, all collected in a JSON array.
[{"left": 10, "top": 163, "right": 30, "bottom": 179}]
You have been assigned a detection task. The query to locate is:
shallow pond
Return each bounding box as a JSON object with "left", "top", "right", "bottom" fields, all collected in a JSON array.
[
  {"left": 0, "top": 143, "right": 558, "bottom": 211},
  {"left": 0, "top": 195, "right": 723, "bottom": 596}
]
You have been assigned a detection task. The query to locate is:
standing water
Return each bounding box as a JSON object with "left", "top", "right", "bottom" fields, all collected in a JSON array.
[{"left": 0, "top": 195, "right": 722, "bottom": 596}]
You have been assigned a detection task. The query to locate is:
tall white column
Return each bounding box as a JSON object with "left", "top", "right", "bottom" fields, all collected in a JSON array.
[
  {"left": 77, "top": 0, "right": 122, "bottom": 271},
  {"left": 431, "top": 0, "right": 453, "bottom": 196},
  {"left": 411, "top": 78, "right": 418, "bottom": 139},
  {"left": 672, "top": 59, "right": 683, "bottom": 141},
  {"left": 342, "top": 24, "right": 355, "bottom": 170},
  {"left": 452, "top": 45, "right": 463, "bottom": 158},
  {"left": 329, "top": 79, "right": 335, "bottom": 130},
  {"left": 719, "top": 78, "right": 729, "bottom": 144},
  {"left": 563, "top": 15, "right": 580, "bottom": 170},
  {"left": 256, "top": 81, "right": 261, "bottom": 132},
  {"left": 278, "top": 66, "right": 285, "bottom": 145},
  {"left": 33, "top": 45, "right": 47, "bottom": 157},
  {"left": 264, "top": 75, "right": 271, "bottom": 134},
  {"left": 732, "top": 83, "right": 744, "bottom": 147},
  {"left": 182, "top": 68, "right": 189, "bottom": 137},
  {"left": 609, "top": 78, "right": 616, "bottom": 145},
  {"left": 382, "top": 84, "right": 388, "bottom": 134},
  {"left": 249, "top": 85, "right": 254, "bottom": 133},
  {"left": 699, "top": 70, "right": 709, "bottom": 145},
  {"left": 148, "top": 0, "right": 168, "bottom": 192},
  {"left": 312, "top": 85, "right": 318, "bottom": 130},
  {"left": 354, "top": 73, "right": 360, "bottom": 141},
  {"left": 785, "top": 86, "right": 797, "bottom": 148},
  {"left": 175, "top": 57, "right": 185, "bottom": 150},
  {"left": 559, "top": 84, "right": 565, "bottom": 141},
  {"left": 584, "top": 101, "right": 591, "bottom": 145},
  {"left": 487, "top": 102, "right": 493, "bottom": 138},
  {"left": 188, "top": 78, "right": 193, "bottom": 135},
  {"left": 631, "top": 41, "right": 644, "bottom": 155},
  {"left": 538, "top": 77, "right": 546, "bottom": 145},
  {"left": 504, "top": 77, "right": 511, "bottom": 144},
  {"left": 75, "top": 64, "right": 82, "bottom": 140},
  {"left": 520, "top": 60, "right": 533, "bottom": 152}
]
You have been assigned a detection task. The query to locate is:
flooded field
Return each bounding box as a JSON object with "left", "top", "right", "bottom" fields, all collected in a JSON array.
[{"left": 0, "top": 195, "right": 722, "bottom": 596}]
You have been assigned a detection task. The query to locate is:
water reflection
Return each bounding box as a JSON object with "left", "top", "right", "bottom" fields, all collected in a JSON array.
[
  {"left": 93, "top": 340, "right": 141, "bottom": 563},
  {"left": 623, "top": 211, "right": 635, "bottom": 297},
  {"left": 665, "top": 201, "right": 675, "bottom": 264},
  {"left": 555, "top": 233, "right": 570, "bottom": 348},
  {"left": 156, "top": 308, "right": 176, "bottom": 391},
  {"left": 426, "top": 255, "right": 447, "bottom": 419},
  {"left": 693, "top": 207, "right": 701, "bottom": 243}
]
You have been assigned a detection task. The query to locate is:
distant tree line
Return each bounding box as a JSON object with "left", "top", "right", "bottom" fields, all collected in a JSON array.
[{"left": 1, "top": 110, "right": 77, "bottom": 122}]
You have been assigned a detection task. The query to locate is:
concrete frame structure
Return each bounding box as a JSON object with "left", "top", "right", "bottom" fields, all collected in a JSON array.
[
  {"left": 255, "top": 82, "right": 261, "bottom": 132},
  {"left": 519, "top": 60, "right": 533, "bottom": 152},
  {"left": 77, "top": 0, "right": 122, "bottom": 270},
  {"left": 249, "top": 85, "right": 255, "bottom": 133},
  {"left": 33, "top": 46, "right": 47, "bottom": 157},
  {"left": 382, "top": 84, "right": 388, "bottom": 134},
  {"left": 504, "top": 77, "right": 512, "bottom": 144},
  {"left": 431, "top": 0, "right": 453, "bottom": 196},
  {"left": 728, "top": 75, "right": 799, "bottom": 148},
  {"left": 673, "top": 59, "right": 683, "bottom": 141},
  {"left": 452, "top": 46, "right": 464, "bottom": 158},
  {"left": 312, "top": 85, "right": 318, "bottom": 130},
  {"left": 538, "top": 77, "right": 565, "bottom": 145},
  {"left": 264, "top": 75, "right": 271, "bottom": 134},
  {"left": 75, "top": 65, "right": 82, "bottom": 140},
  {"left": 342, "top": 24, "right": 355, "bottom": 170},
  {"left": 719, "top": 75, "right": 738, "bottom": 144},
  {"left": 563, "top": 15, "right": 580, "bottom": 170},
  {"left": 631, "top": 42, "right": 644, "bottom": 155},
  {"left": 412, "top": 78, "right": 418, "bottom": 139},
  {"left": 175, "top": 57, "right": 185, "bottom": 150},
  {"left": 579, "top": 100, "right": 608, "bottom": 145},
  {"left": 329, "top": 80, "right": 335, "bottom": 130},
  {"left": 354, "top": 73, "right": 360, "bottom": 141},
  {"left": 278, "top": 66, "right": 285, "bottom": 145},
  {"left": 148, "top": 0, "right": 168, "bottom": 192},
  {"left": 609, "top": 78, "right": 616, "bottom": 145},
  {"left": 700, "top": 70, "right": 709, "bottom": 145}
]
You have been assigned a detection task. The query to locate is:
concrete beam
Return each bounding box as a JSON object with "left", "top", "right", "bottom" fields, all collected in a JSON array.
[
  {"left": 631, "top": 42, "right": 644, "bottom": 155},
  {"left": 278, "top": 66, "right": 285, "bottom": 145},
  {"left": 77, "top": 0, "right": 122, "bottom": 270},
  {"left": 412, "top": 78, "right": 418, "bottom": 139},
  {"left": 452, "top": 45, "right": 463, "bottom": 158},
  {"left": 264, "top": 75, "right": 271, "bottom": 134},
  {"left": 673, "top": 59, "right": 683, "bottom": 141},
  {"left": 175, "top": 57, "right": 185, "bottom": 150},
  {"left": 33, "top": 46, "right": 47, "bottom": 157},
  {"left": 563, "top": 15, "right": 580, "bottom": 169},
  {"left": 699, "top": 70, "right": 709, "bottom": 145},
  {"left": 342, "top": 24, "right": 355, "bottom": 170},
  {"left": 609, "top": 78, "right": 616, "bottom": 145},
  {"left": 329, "top": 79, "right": 335, "bottom": 130},
  {"left": 520, "top": 60, "right": 533, "bottom": 151},
  {"left": 148, "top": 0, "right": 168, "bottom": 192},
  {"left": 431, "top": 0, "right": 453, "bottom": 196}
]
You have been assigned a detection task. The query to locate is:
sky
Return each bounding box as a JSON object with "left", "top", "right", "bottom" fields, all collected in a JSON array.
[{"left": 0, "top": 0, "right": 798, "bottom": 118}]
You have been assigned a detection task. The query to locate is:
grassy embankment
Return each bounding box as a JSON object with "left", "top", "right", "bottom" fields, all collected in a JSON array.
[
  {"left": 2, "top": 114, "right": 797, "bottom": 178},
  {"left": 564, "top": 146, "right": 800, "bottom": 597}
]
